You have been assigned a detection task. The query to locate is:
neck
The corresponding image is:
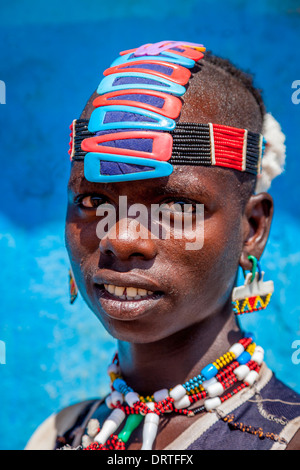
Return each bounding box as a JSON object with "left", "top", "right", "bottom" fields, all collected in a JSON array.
[{"left": 117, "top": 302, "right": 242, "bottom": 395}]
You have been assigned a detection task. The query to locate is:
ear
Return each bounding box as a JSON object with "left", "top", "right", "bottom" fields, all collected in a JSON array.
[{"left": 240, "top": 192, "right": 274, "bottom": 271}]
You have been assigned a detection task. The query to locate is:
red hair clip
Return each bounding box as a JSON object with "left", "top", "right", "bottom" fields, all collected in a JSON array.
[
  {"left": 92, "top": 89, "right": 182, "bottom": 120},
  {"left": 103, "top": 60, "right": 191, "bottom": 86},
  {"left": 81, "top": 130, "right": 173, "bottom": 162}
]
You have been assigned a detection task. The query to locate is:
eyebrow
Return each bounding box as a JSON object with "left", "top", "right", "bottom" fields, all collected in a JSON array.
[
  {"left": 157, "top": 169, "right": 219, "bottom": 203},
  {"left": 157, "top": 182, "right": 212, "bottom": 201},
  {"left": 68, "top": 173, "right": 112, "bottom": 194}
]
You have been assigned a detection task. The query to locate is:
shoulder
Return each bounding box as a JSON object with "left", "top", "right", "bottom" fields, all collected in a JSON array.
[
  {"left": 25, "top": 399, "right": 100, "bottom": 450},
  {"left": 263, "top": 374, "right": 300, "bottom": 450},
  {"left": 176, "top": 364, "right": 300, "bottom": 451},
  {"left": 238, "top": 367, "right": 300, "bottom": 450}
]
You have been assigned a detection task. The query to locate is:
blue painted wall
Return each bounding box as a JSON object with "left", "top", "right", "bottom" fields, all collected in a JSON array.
[{"left": 1, "top": 0, "right": 300, "bottom": 450}]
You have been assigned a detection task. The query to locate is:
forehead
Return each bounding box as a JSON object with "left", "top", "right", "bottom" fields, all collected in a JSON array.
[{"left": 68, "top": 160, "right": 240, "bottom": 206}]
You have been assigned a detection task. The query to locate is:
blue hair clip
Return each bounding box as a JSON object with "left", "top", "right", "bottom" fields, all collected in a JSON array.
[
  {"left": 88, "top": 105, "right": 176, "bottom": 132},
  {"left": 84, "top": 152, "right": 173, "bottom": 182},
  {"left": 97, "top": 72, "right": 186, "bottom": 97},
  {"left": 110, "top": 52, "right": 195, "bottom": 69}
]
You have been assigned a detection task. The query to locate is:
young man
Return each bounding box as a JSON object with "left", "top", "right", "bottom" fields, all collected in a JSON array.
[{"left": 26, "top": 41, "right": 300, "bottom": 450}]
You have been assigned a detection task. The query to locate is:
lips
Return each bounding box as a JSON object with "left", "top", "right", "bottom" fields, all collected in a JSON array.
[{"left": 92, "top": 271, "right": 164, "bottom": 320}]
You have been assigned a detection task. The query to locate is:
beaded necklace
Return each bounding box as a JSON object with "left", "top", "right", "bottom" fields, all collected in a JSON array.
[{"left": 67, "top": 336, "right": 264, "bottom": 450}]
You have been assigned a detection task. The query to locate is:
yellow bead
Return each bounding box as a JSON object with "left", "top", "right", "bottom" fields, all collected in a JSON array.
[{"left": 109, "top": 372, "right": 120, "bottom": 382}]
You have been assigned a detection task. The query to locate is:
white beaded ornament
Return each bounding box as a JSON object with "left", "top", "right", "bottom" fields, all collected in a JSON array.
[{"left": 255, "top": 113, "right": 286, "bottom": 193}]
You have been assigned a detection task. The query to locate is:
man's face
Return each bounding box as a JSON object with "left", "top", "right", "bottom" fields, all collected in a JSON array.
[{"left": 66, "top": 163, "right": 246, "bottom": 343}]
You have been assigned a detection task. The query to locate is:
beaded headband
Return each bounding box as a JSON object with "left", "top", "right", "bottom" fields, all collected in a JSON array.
[{"left": 69, "top": 41, "right": 265, "bottom": 182}]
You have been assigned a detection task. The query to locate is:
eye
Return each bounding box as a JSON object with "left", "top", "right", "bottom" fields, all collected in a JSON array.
[
  {"left": 75, "top": 194, "right": 107, "bottom": 209},
  {"left": 160, "top": 201, "right": 196, "bottom": 214}
]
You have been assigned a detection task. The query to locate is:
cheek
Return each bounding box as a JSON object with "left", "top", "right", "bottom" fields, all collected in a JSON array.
[
  {"left": 65, "top": 208, "right": 100, "bottom": 285},
  {"left": 174, "top": 212, "right": 244, "bottom": 303},
  {"left": 200, "top": 212, "right": 243, "bottom": 287}
]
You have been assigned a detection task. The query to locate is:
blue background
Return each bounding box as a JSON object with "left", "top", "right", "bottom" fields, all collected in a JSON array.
[{"left": 1, "top": 0, "right": 300, "bottom": 450}]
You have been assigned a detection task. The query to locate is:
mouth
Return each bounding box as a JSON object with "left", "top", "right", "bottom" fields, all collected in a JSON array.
[
  {"left": 93, "top": 275, "right": 164, "bottom": 320},
  {"left": 102, "top": 283, "right": 160, "bottom": 300}
]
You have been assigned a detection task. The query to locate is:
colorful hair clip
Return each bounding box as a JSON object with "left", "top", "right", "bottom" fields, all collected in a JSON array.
[
  {"left": 103, "top": 60, "right": 191, "bottom": 86},
  {"left": 81, "top": 131, "right": 173, "bottom": 162},
  {"left": 121, "top": 41, "right": 205, "bottom": 58},
  {"left": 92, "top": 89, "right": 182, "bottom": 119},
  {"left": 162, "top": 45, "right": 204, "bottom": 62},
  {"left": 97, "top": 72, "right": 186, "bottom": 96},
  {"left": 88, "top": 105, "right": 176, "bottom": 133},
  {"left": 110, "top": 52, "right": 195, "bottom": 69},
  {"left": 119, "top": 44, "right": 151, "bottom": 55},
  {"left": 84, "top": 152, "right": 173, "bottom": 183}
]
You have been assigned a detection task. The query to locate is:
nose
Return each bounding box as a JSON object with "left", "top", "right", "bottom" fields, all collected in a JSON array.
[{"left": 99, "top": 217, "right": 157, "bottom": 262}]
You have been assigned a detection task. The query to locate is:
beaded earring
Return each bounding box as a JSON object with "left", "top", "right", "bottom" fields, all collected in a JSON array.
[
  {"left": 232, "top": 255, "right": 274, "bottom": 316},
  {"left": 69, "top": 268, "right": 78, "bottom": 304}
]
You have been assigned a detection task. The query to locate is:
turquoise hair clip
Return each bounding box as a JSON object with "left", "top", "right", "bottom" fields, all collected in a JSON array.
[
  {"left": 97, "top": 72, "right": 186, "bottom": 97},
  {"left": 84, "top": 153, "right": 173, "bottom": 183},
  {"left": 88, "top": 105, "right": 176, "bottom": 133}
]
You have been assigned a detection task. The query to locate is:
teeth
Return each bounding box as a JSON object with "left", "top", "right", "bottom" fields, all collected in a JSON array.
[
  {"left": 115, "top": 286, "right": 125, "bottom": 296},
  {"left": 138, "top": 288, "right": 148, "bottom": 296},
  {"left": 104, "top": 284, "right": 154, "bottom": 299},
  {"left": 127, "top": 287, "right": 138, "bottom": 297},
  {"left": 107, "top": 284, "right": 115, "bottom": 295}
]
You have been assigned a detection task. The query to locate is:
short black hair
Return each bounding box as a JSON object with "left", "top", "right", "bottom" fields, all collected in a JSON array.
[{"left": 202, "top": 51, "right": 265, "bottom": 124}]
